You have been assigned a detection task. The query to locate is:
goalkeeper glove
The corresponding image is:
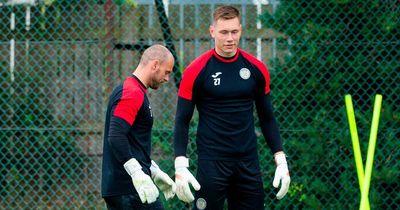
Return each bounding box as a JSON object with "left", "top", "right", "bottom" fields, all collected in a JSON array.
[
  {"left": 174, "top": 156, "right": 201, "bottom": 203},
  {"left": 124, "top": 158, "right": 159, "bottom": 204},
  {"left": 273, "top": 152, "right": 291, "bottom": 200},
  {"left": 150, "top": 160, "right": 176, "bottom": 200}
]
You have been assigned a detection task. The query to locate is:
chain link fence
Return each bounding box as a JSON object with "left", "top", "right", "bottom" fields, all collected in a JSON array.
[{"left": 0, "top": 0, "right": 398, "bottom": 209}]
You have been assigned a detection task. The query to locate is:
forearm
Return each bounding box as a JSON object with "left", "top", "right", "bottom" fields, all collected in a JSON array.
[
  {"left": 174, "top": 97, "right": 195, "bottom": 157},
  {"left": 108, "top": 116, "right": 134, "bottom": 163},
  {"left": 260, "top": 116, "right": 283, "bottom": 154},
  {"left": 256, "top": 93, "right": 283, "bottom": 154}
]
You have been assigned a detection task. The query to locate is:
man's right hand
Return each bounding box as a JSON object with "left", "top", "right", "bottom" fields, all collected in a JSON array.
[
  {"left": 124, "top": 158, "right": 159, "bottom": 204},
  {"left": 174, "top": 156, "right": 201, "bottom": 203}
]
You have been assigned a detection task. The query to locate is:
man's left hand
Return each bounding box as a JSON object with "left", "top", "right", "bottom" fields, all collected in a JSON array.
[
  {"left": 150, "top": 160, "right": 176, "bottom": 200},
  {"left": 273, "top": 152, "right": 290, "bottom": 200}
]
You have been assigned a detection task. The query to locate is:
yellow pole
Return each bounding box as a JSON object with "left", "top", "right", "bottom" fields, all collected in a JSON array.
[
  {"left": 344, "top": 95, "right": 370, "bottom": 210},
  {"left": 360, "top": 94, "right": 382, "bottom": 210}
]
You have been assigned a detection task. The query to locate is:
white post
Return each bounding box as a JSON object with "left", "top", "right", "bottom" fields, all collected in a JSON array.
[
  {"left": 210, "top": 3, "right": 215, "bottom": 49},
  {"left": 26, "top": 5, "right": 31, "bottom": 31},
  {"left": 148, "top": 4, "right": 153, "bottom": 45},
  {"left": 26, "top": 5, "right": 31, "bottom": 68},
  {"left": 179, "top": 3, "right": 184, "bottom": 65},
  {"left": 10, "top": 11, "right": 15, "bottom": 83},
  {"left": 194, "top": 4, "right": 199, "bottom": 56},
  {"left": 271, "top": 0, "right": 279, "bottom": 59},
  {"left": 163, "top": 0, "right": 169, "bottom": 17},
  {"left": 8, "top": 0, "right": 36, "bottom": 83},
  {"left": 241, "top": 3, "right": 246, "bottom": 49},
  {"left": 255, "top": 0, "right": 262, "bottom": 60}
]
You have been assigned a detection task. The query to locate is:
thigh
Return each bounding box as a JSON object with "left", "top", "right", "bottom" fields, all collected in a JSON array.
[
  {"left": 227, "top": 159, "right": 264, "bottom": 210},
  {"left": 104, "top": 194, "right": 164, "bottom": 210},
  {"left": 194, "top": 160, "right": 234, "bottom": 210}
]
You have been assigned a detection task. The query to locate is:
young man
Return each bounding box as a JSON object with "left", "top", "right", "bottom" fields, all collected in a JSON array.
[
  {"left": 173, "top": 6, "right": 291, "bottom": 210},
  {"left": 101, "top": 44, "right": 176, "bottom": 210}
]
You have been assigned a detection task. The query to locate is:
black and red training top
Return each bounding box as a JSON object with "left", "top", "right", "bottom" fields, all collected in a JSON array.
[
  {"left": 101, "top": 75, "right": 153, "bottom": 197},
  {"left": 174, "top": 48, "right": 283, "bottom": 161}
]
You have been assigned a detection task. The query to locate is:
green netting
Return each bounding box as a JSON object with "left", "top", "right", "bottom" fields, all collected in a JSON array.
[{"left": 0, "top": 0, "right": 398, "bottom": 209}]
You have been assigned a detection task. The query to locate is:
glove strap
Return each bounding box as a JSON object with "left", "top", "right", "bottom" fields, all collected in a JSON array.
[
  {"left": 150, "top": 160, "right": 159, "bottom": 179},
  {"left": 124, "top": 158, "right": 142, "bottom": 177},
  {"left": 274, "top": 152, "right": 287, "bottom": 166},
  {"left": 175, "top": 156, "right": 189, "bottom": 169}
]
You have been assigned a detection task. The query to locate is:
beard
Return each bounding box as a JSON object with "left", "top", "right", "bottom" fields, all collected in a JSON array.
[{"left": 149, "top": 80, "right": 162, "bottom": 89}]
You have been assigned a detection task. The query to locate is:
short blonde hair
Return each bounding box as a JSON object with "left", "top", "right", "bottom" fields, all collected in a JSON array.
[{"left": 212, "top": 5, "right": 240, "bottom": 24}]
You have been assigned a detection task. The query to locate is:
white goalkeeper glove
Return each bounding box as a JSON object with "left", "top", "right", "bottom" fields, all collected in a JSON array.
[
  {"left": 124, "top": 158, "right": 159, "bottom": 204},
  {"left": 150, "top": 160, "right": 176, "bottom": 200},
  {"left": 273, "top": 152, "right": 291, "bottom": 200},
  {"left": 174, "top": 156, "right": 201, "bottom": 203}
]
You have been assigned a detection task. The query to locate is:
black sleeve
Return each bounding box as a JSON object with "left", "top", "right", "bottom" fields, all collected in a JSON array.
[
  {"left": 107, "top": 116, "right": 134, "bottom": 163},
  {"left": 174, "top": 97, "right": 196, "bottom": 157},
  {"left": 255, "top": 93, "right": 283, "bottom": 154}
]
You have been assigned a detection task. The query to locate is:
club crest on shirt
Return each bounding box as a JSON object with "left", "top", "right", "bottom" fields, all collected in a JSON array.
[
  {"left": 196, "top": 198, "right": 207, "bottom": 210},
  {"left": 211, "top": 72, "right": 222, "bottom": 86},
  {"left": 239, "top": 68, "right": 251, "bottom": 80}
]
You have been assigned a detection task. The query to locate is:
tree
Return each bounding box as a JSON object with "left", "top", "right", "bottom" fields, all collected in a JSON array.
[{"left": 260, "top": 1, "right": 399, "bottom": 209}]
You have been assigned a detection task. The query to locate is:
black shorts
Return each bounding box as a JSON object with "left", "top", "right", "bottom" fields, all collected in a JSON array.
[
  {"left": 194, "top": 159, "right": 265, "bottom": 210},
  {"left": 104, "top": 194, "right": 164, "bottom": 210}
]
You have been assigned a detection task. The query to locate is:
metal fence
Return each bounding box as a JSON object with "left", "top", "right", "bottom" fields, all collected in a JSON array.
[{"left": 0, "top": 0, "right": 398, "bottom": 209}]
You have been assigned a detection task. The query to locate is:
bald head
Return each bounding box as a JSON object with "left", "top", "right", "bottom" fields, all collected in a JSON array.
[
  {"left": 133, "top": 44, "right": 174, "bottom": 89},
  {"left": 139, "top": 44, "right": 174, "bottom": 66}
]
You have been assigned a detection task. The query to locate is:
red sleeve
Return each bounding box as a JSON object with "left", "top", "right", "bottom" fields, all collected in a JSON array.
[
  {"left": 113, "top": 79, "right": 144, "bottom": 125},
  {"left": 239, "top": 49, "right": 271, "bottom": 94},
  {"left": 178, "top": 49, "right": 214, "bottom": 100}
]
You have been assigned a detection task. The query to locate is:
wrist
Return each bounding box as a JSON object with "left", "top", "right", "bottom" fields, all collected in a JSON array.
[
  {"left": 150, "top": 160, "right": 160, "bottom": 179},
  {"left": 175, "top": 156, "right": 189, "bottom": 169},
  {"left": 124, "top": 158, "right": 142, "bottom": 177},
  {"left": 274, "top": 152, "right": 287, "bottom": 166}
]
